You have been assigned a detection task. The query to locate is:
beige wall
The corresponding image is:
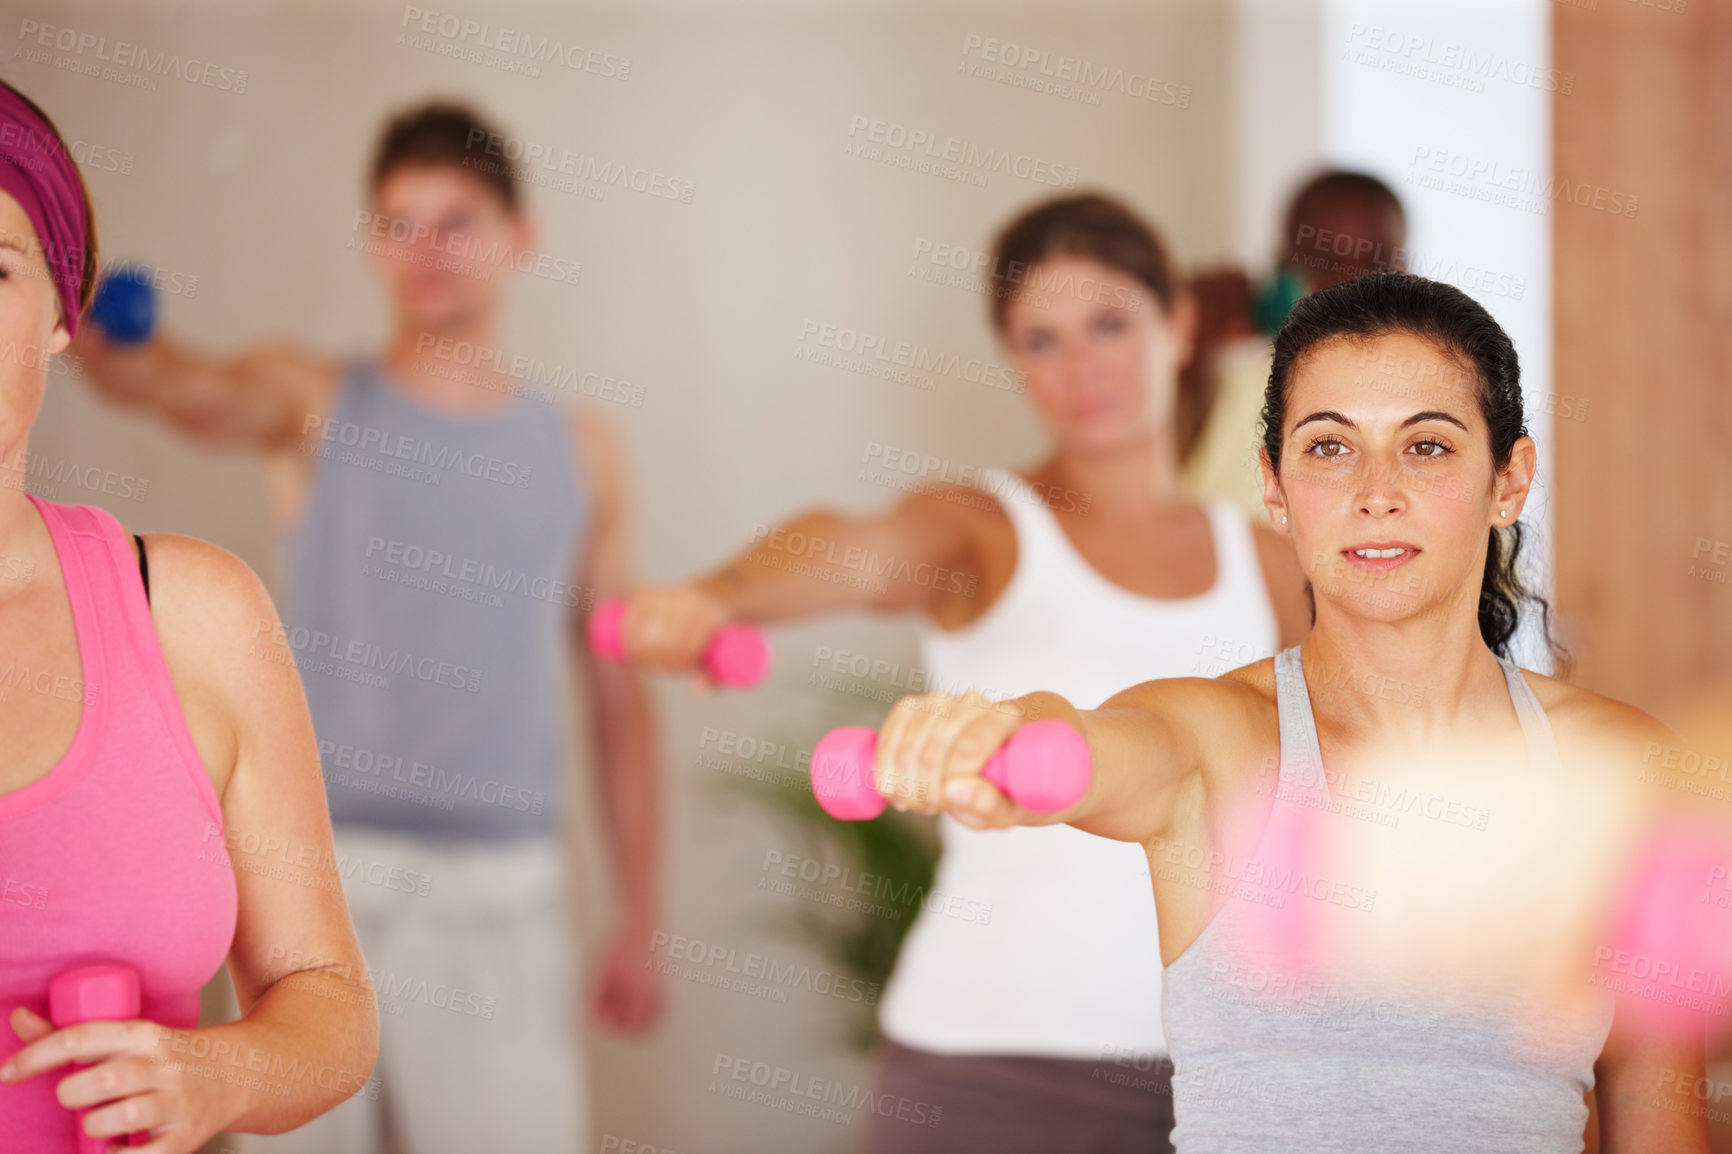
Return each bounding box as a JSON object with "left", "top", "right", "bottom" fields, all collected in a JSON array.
[{"left": 14, "top": 2, "right": 1232, "bottom": 1150}]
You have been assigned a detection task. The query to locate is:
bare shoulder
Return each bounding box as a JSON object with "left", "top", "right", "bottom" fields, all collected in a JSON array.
[
  {"left": 133, "top": 532, "right": 285, "bottom": 680},
  {"left": 852, "top": 472, "right": 1007, "bottom": 567},
  {"left": 237, "top": 344, "right": 344, "bottom": 401},
  {"left": 1210, "top": 658, "right": 1284, "bottom": 781},
  {"left": 1104, "top": 660, "right": 1280, "bottom": 776},
  {"left": 842, "top": 480, "right": 1008, "bottom": 625},
  {"left": 568, "top": 403, "right": 617, "bottom": 460},
  {"left": 567, "top": 405, "right": 625, "bottom": 504},
  {"left": 1517, "top": 665, "right": 1678, "bottom": 767},
  {"left": 1094, "top": 654, "right": 1274, "bottom": 710},
  {"left": 897, "top": 481, "right": 1013, "bottom": 600},
  {"left": 243, "top": 347, "right": 343, "bottom": 453},
  {"left": 119, "top": 530, "right": 299, "bottom": 797},
  {"left": 1221, "top": 654, "right": 1280, "bottom": 704},
  {"left": 894, "top": 479, "right": 1006, "bottom": 537}
]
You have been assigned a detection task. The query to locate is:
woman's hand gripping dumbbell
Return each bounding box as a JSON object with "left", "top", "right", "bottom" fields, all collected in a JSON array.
[
  {"left": 50, "top": 964, "right": 150, "bottom": 1152},
  {"left": 589, "top": 586, "right": 770, "bottom": 689},
  {"left": 811, "top": 689, "right": 1092, "bottom": 827}
]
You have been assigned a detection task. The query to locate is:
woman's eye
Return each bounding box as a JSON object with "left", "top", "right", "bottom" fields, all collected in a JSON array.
[
  {"left": 1307, "top": 438, "right": 1345, "bottom": 458},
  {"left": 1094, "top": 314, "right": 1126, "bottom": 335},
  {"left": 1410, "top": 440, "right": 1451, "bottom": 458},
  {"left": 1024, "top": 332, "right": 1053, "bottom": 353}
]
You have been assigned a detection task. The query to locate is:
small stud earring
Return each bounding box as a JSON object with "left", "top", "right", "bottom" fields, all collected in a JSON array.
[
  {"left": 1499, "top": 510, "right": 1507, "bottom": 518},
  {"left": 1280, "top": 515, "right": 1287, "bottom": 524}
]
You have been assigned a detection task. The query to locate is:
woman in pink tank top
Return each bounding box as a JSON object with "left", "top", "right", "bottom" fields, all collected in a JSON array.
[{"left": 0, "top": 81, "right": 377, "bottom": 1153}]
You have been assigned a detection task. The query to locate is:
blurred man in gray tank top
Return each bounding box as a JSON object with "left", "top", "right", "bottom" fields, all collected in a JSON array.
[{"left": 71, "top": 102, "right": 661, "bottom": 1153}]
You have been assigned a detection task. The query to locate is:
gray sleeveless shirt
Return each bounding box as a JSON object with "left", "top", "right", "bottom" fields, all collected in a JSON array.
[
  {"left": 279, "top": 359, "right": 586, "bottom": 841},
  {"left": 1160, "top": 646, "right": 1613, "bottom": 1152}
]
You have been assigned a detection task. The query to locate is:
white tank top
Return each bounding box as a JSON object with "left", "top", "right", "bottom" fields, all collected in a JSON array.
[{"left": 877, "top": 466, "right": 1281, "bottom": 1058}]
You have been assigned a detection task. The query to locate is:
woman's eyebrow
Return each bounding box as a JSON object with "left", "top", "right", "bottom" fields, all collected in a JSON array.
[
  {"left": 1292, "top": 409, "right": 1353, "bottom": 431},
  {"left": 1291, "top": 409, "right": 1469, "bottom": 433},
  {"left": 1400, "top": 409, "right": 1470, "bottom": 431}
]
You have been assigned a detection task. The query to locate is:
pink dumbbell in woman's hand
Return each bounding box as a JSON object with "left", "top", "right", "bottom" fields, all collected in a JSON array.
[
  {"left": 589, "top": 598, "right": 771, "bottom": 688},
  {"left": 48, "top": 963, "right": 149, "bottom": 1152},
  {"left": 811, "top": 719, "right": 1091, "bottom": 820}
]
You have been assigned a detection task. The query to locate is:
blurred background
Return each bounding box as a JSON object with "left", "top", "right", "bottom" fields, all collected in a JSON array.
[{"left": 6, "top": 0, "right": 1729, "bottom": 1150}]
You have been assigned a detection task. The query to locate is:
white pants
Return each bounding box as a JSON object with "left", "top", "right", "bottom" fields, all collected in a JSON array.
[{"left": 239, "top": 827, "right": 589, "bottom": 1154}]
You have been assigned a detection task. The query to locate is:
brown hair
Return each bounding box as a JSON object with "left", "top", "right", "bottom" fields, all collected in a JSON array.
[
  {"left": 987, "top": 192, "right": 1176, "bottom": 330},
  {"left": 987, "top": 193, "right": 1214, "bottom": 458},
  {"left": 370, "top": 101, "right": 521, "bottom": 211},
  {"left": 0, "top": 79, "right": 100, "bottom": 325}
]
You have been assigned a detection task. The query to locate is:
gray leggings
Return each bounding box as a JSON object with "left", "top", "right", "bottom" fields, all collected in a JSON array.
[{"left": 863, "top": 1038, "right": 1175, "bottom": 1154}]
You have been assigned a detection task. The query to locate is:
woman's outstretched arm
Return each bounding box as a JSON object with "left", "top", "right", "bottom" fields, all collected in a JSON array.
[
  {"left": 868, "top": 669, "right": 1274, "bottom": 846},
  {"left": 607, "top": 484, "right": 990, "bottom": 678}
]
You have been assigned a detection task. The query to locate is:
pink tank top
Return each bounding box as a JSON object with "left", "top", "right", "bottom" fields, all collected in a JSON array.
[{"left": 0, "top": 496, "right": 238, "bottom": 1151}]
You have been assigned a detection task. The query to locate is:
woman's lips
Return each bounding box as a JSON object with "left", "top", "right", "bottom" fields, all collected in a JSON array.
[
  {"left": 1341, "top": 544, "right": 1420, "bottom": 572},
  {"left": 1072, "top": 397, "right": 1116, "bottom": 419}
]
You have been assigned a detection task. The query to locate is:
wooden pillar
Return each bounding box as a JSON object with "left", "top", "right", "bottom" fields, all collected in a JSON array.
[{"left": 1553, "top": 0, "right": 1732, "bottom": 714}]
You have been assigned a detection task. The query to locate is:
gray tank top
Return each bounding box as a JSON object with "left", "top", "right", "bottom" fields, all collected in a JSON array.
[
  {"left": 279, "top": 359, "right": 586, "bottom": 841},
  {"left": 1160, "top": 645, "right": 1613, "bottom": 1152}
]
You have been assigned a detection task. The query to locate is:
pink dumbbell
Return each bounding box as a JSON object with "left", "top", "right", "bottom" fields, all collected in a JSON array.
[
  {"left": 1601, "top": 821, "right": 1732, "bottom": 1033},
  {"left": 811, "top": 719, "right": 1091, "bottom": 820},
  {"left": 48, "top": 964, "right": 149, "bottom": 1152},
  {"left": 589, "top": 598, "right": 771, "bottom": 689}
]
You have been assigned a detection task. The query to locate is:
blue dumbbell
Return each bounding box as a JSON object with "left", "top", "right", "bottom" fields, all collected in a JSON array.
[{"left": 88, "top": 264, "right": 157, "bottom": 344}]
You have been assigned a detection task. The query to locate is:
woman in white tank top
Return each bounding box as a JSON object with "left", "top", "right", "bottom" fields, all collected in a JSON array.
[
  {"left": 617, "top": 193, "right": 1310, "bottom": 1153},
  {"left": 862, "top": 273, "right": 1710, "bottom": 1154}
]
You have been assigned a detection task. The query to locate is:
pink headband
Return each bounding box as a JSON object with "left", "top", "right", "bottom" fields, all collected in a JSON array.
[{"left": 0, "top": 85, "right": 89, "bottom": 336}]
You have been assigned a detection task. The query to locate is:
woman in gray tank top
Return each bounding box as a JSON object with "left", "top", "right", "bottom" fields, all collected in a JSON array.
[
  {"left": 868, "top": 273, "right": 1712, "bottom": 1153},
  {"left": 610, "top": 193, "right": 1315, "bottom": 1154}
]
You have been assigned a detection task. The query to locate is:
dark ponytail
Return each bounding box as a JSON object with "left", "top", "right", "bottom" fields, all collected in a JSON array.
[{"left": 1260, "top": 271, "right": 1564, "bottom": 667}]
